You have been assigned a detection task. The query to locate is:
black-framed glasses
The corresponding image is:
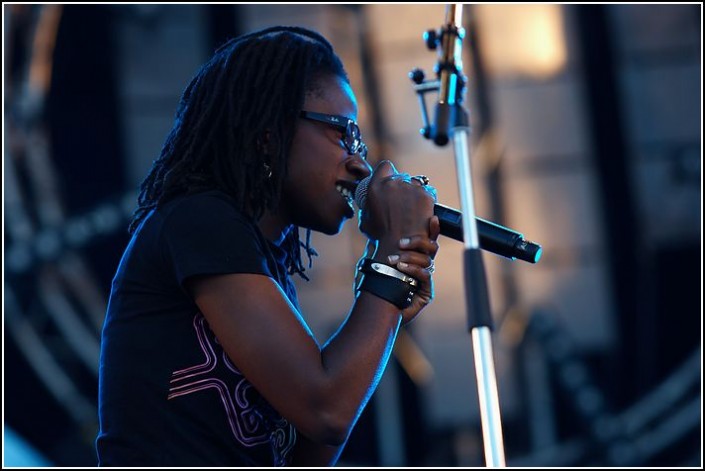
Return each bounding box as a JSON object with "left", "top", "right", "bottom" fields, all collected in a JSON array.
[{"left": 300, "top": 111, "right": 368, "bottom": 160}]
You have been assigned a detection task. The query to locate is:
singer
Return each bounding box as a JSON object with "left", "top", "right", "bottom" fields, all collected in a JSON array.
[{"left": 95, "top": 26, "right": 439, "bottom": 467}]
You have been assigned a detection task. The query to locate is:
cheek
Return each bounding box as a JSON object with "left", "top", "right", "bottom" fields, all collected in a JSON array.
[
  {"left": 282, "top": 164, "right": 328, "bottom": 215},
  {"left": 283, "top": 152, "right": 309, "bottom": 190},
  {"left": 286, "top": 139, "right": 305, "bottom": 172},
  {"left": 281, "top": 160, "right": 319, "bottom": 206},
  {"left": 287, "top": 139, "right": 330, "bottom": 186},
  {"left": 288, "top": 131, "right": 321, "bottom": 175}
]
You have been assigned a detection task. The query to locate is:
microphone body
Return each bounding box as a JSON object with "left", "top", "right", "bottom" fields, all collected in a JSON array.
[
  {"left": 354, "top": 177, "right": 542, "bottom": 264},
  {"left": 433, "top": 204, "right": 541, "bottom": 263}
]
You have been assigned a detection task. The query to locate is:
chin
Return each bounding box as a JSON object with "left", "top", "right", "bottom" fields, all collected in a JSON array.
[
  {"left": 296, "top": 203, "right": 352, "bottom": 235},
  {"left": 320, "top": 221, "right": 346, "bottom": 236},
  {"left": 313, "top": 217, "right": 348, "bottom": 236}
]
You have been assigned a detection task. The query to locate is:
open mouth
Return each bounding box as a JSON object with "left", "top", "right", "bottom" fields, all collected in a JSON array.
[{"left": 336, "top": 184, "right": 355, "bottom": 214}]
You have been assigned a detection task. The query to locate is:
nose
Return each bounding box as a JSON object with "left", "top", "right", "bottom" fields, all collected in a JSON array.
[{"left": 346, "top": 153, "right": 372, "bottom": 181}]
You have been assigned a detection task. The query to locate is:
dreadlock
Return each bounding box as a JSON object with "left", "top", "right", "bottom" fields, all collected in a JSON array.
[{"left": 129, "top": 26, "right": 348, "bottom": 279}]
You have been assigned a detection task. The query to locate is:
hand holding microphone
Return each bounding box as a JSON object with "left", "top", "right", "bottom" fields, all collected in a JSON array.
[
  {"left": 356, "top": 161, "right": 437, "bottom": 258},
  {"left": 354, "top": 160, "right": 440, "bottom": 325}
]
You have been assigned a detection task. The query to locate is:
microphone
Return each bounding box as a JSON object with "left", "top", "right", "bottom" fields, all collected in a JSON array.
[{"left": 354, "top": 177, "right": 542, "bottom": 264}]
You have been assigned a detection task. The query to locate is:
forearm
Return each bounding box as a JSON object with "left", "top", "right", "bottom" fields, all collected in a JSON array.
[
  {"left": 308, "top": 160, "right": 437, "bottom": 439},
  {"left": 291, "top": 432, "right": 346, "bottom": 467},
  {"left": 317, "top": 290, "right": 402, "bottom": 440}
]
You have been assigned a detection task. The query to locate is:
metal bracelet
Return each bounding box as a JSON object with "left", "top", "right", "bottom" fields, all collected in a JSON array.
[{"left": 359, "top": 258, "right": 419, "bottom": 287}]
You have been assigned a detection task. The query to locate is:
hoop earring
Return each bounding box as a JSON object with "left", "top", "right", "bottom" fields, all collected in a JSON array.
[{"left": 263, "top": 163, "right": 273, "bottom": 179}]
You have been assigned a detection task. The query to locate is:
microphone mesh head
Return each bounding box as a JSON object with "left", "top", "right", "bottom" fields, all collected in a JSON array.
[{"left": 354, "top": 176, "right": 371, "bottom": 209}]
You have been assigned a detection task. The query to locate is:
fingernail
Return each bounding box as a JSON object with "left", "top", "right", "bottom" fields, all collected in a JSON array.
[
  {"left": 388, "top": 255, "right": 399, "bottom": 264},
  {"left": 399, "top": 238, "right": 410, "bottom": 246},
  {"left": 398, "top": 262, "right": 409, "bottom": 269}
]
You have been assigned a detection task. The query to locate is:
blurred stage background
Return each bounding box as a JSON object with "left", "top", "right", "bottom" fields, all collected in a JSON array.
[{"left": 3, "top": 3, "right": 701, "bottom": 467}]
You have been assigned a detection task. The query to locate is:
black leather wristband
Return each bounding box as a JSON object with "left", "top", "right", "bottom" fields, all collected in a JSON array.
[
  {"left": 357, "top": 258, "right": 419, "bottom": 287},
  {"left": 357, "top": 272, "right": 417, "bottom": 310}
]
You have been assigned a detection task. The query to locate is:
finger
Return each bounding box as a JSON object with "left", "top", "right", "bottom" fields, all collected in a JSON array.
[
  {"left": 409, "top": 175, "right": 426, "bottom": 187},
  {"left": 387, "top": 252, "right": 433, "bottom": 270},
  {"left": 395, "top": 260, "right": 432, "bottom": 285},
  {"left": 429, "top": 215, "right": 441, "bottom": 242},
  {"left": 410, "top": 175, "right": 429, "bottom": 186},
  {"left": 399, "top": 235, "right": 439, "bottom": 257},
  {"left": 408, "top": 175, "right": 437, "bottom": 201},
  {"left": 381, "top": 172, "right": 411, "bottom": 186},
  {"left": 370, "top": 160, "right": 398, "bottom": 186},
  {"left": 424, "top": 184, "right": 438, "bottom": 203}
]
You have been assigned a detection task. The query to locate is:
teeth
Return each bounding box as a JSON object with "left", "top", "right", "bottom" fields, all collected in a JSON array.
[
  {"left": 336, "top": 185, "right": 352, "bottom": 199},
  {"left": 336, "top": 184, "right": 354, "bottom": 209}
]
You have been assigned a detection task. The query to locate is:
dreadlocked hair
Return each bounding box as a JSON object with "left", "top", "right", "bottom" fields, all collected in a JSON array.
[{"left": 129, "top": 26, "right": 348, "bottom": 279}]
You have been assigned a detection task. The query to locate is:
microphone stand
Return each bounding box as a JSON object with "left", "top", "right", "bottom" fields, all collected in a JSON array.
[{"left": 410, "top": 4, "right": 506, "bottom": 466}]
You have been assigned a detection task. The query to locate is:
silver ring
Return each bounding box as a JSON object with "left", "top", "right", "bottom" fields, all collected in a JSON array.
[
  {"left": 426, "top": 259, "right": 435, "bottom": 274},
  {"left": 411, "top": 175, "right": 430, "bottom": 186}
]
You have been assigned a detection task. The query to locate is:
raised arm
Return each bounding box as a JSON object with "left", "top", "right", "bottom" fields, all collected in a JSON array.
[{"left": 186, "top": 161, "right": 439, "bottom": 464}]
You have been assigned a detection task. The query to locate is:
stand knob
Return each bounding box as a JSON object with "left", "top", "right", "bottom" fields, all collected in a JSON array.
[
  {"left": 423, "top": 29, "right": 438, "bottom": 50},
  {"left": 409, "top": 68, "right": 425, "bottom": 84}
]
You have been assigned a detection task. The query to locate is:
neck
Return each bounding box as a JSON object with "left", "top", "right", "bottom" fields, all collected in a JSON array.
[{"left": 257, "top": 211, "right": 292, "bottom": 246}]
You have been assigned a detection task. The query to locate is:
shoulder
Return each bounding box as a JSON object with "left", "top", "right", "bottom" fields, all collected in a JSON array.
[
  {"left": 155, "top": 189, "right": 266, "bottom": 256},
  {"left": 155, "top": 191, "right": 274, "bottom": 284},
  {"left": 159, "top": 190, "right": 256, "bottom": 232},
  {"left": 162, "top": 190, "right": 248, "bottom": 219}
]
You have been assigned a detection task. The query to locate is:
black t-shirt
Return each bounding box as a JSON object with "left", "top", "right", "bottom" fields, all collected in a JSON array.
[{"left": 96, "top": 190, "right": 298, "bottom": 466}]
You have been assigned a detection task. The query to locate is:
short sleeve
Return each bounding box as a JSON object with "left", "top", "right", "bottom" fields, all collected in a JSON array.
[{"left": 160, "top": 192, "right": 273, "bottom": 287}]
